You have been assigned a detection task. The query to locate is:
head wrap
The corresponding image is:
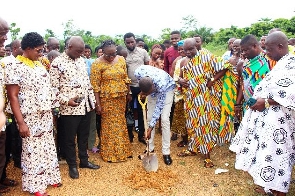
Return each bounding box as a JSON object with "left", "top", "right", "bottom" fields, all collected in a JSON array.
[{"left": 177, "top": 40, "right": 184, "bottom": 47}]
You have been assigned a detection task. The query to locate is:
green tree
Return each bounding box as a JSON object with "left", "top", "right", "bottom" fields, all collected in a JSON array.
[
  {"left": 44, "top": 29, "right": 56, "bottom": 41},
  {"left": 9, "top": 23, "right": 20, "bottom": 40}
]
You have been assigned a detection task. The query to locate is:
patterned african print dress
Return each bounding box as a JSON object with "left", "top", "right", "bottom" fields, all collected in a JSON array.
[
  {"left": 91, "top": 56, "right": 132, "bottom": 162},
  {"left": 182, "top": 49, "right": 236, "bottom": 154},
  {"left": 4, "top": 55, "right": 61, "bottom": 194},
  {"left": 171, "top": 57, "right": 186, "bottom": 135},
  {"left": 230, "top": 54, "right": 295, "bottom": 193}
]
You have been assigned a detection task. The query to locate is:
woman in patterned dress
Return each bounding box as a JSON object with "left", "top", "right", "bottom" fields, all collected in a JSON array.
[
  {"left": 90, "top": 40, "right": 132, "bottom": 163},
  {"left": 5, "top": 32, "right": 61, "bottom": 196}
]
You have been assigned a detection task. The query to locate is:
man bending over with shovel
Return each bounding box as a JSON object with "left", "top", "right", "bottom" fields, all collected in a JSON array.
[{"left": 134, "top": 65, "right": 176, "bottom": 165}]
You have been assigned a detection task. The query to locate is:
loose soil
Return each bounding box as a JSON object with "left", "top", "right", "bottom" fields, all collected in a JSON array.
[{"left": 5, "top": 130, "right": 295, "bottom": 196}]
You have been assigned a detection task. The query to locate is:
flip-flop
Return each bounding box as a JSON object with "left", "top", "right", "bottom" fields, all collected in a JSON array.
[
  {"left": 204, "top": 159, "right": 214, "bottom": 168},
  {"left": 254, "top": 186, "right": 274, "bottom": 196},
  {"left": 177, "top": 150, "right": 197, "bottom": 157},
  {"left": 177, "top": 141, "right": 187, "bottom": 147}
]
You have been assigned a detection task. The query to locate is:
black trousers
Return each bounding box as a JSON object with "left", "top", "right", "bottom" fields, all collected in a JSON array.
[
  {"left": 0, "top": 132, "right": 6, "bottom": 180},
  {"left": 61, "top": 112, "right": 91, "bottom": 168},
  {"left": 130, "top": 86, "right": 145, "bottom": 140},
  {"left": 56, "top": 116, "right": 65, "bottom": 158},
  {"left": 1, "top": 118, "right": 22, "bottom": 181},
  {"left": 96, "top": 114, "right": 101, "bottom": 146}
]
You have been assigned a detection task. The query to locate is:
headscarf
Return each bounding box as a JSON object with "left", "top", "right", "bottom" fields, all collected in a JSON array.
[{"left": 177, "top": 40, "right": 184, "bottom": 47}]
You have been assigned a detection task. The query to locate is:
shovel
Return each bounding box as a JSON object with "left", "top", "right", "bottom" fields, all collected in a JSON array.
[{"left": 138, "top": 94, "right": 158, "bottom": 172}]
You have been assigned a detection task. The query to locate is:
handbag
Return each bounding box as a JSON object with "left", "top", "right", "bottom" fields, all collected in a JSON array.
[{"left": 125, "top": 103, "right": 134, "bottom": 127}]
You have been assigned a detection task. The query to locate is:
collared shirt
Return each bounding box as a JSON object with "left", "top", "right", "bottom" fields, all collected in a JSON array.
[
  {"left": 163, "top": 46, "right": 179, "bottom": 74},
  {"left": 125, "top": 47, "right": 150, "bottom": 87},
  {"left": 134, "top": 65, "right": 176, "bottom": 128},
  {"left": 49, "top": 52, "right": 96, "bottom": 115}
]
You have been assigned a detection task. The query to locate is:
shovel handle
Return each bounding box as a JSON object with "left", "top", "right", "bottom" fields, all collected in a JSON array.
[{"left": 138, "top": 95, "right": 149, "bottom": 154}]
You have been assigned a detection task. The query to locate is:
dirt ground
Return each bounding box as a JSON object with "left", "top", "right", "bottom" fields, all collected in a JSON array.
[{"left": 5, "top": 130, "right": 295, "bottom": 196}]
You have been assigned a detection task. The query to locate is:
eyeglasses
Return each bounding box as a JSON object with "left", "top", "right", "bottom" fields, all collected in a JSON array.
[
  {"left": 34, "top": 48, "right": 43, "bottom": 54},
  {"left": 103, "top": 52, "right": 116, "bottom": 58}
]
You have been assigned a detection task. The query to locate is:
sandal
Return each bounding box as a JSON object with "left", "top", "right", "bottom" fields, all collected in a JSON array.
[
  {"left": 177, "top": 150, "right": 197, "bottom": 157},
  {"left": 204, "top": 159, "right": 214, "bottom": 168},
  {"left": 254, "top": 186, "right": 274, "bottom": 196},
  {"left": 177, "top": 141, "right": 187, "bottom": 147},
  {"left": 0, "top": 178, "right": 18, "bottom": 187},
  {"left": 34, "top": 192, "right": 50, "bottom": 196},
  {"left": 134, "top": 126, "right": 139, "bottom": 133},
  {"left": 91, "top": 147, "right": 100, "bottom": 153},
  {"left": 52, "top": 183, "right": 62, "bottom": 188}
]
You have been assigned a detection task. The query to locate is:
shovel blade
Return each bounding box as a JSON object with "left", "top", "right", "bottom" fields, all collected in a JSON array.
[{"left": 142, "top": 153, "right": 158, "bottom": 172}]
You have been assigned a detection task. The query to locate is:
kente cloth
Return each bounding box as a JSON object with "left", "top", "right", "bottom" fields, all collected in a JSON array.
[
  {"left": 183, "top": 49, "right": 226, "bottom": 154},
  {"left": 218, "top": 63, "right": 239, "bottom": 143},
  {"left": 242, "top": 55, "right": 271, "bottom": 102},
  {"left": 229, "top": 54, "right": 295, "bottom": 193}
]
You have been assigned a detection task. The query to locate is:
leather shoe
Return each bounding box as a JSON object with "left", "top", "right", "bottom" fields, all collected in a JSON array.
[
  {"left": 69, "top": 167, "right": 79, "bottom": 179},
  {"left": 163, "top": 155, "right": 172, "bottom": 165},
  {"left": 79, "top": 161, "right": 100, "bottom": 169},
  {"left": 138, "top": 138, "right": 147, "bottom": 145}
]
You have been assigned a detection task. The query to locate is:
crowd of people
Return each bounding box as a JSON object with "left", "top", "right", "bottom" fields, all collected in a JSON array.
[{"left": 0, "top": 15, "right": 295, "bottom": 196}]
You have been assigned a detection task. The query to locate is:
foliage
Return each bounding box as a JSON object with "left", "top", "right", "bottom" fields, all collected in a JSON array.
[
  {"left": 8, "top": 15, "right": 295, "bottom": 55},
  {"left": 9, "top": 23, "right": 20, "bottom": 41}
]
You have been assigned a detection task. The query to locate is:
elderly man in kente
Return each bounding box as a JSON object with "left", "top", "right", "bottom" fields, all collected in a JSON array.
[
  {"left": 177, "top": 38, "right": 238, "bottom": 168},
  {"left": 230, "top": 31, "right": 295, "bottom": 196},
  {"left": 135, "top": 65, "right": 176, "bottom": 165},
  {"left": 5, "top": 32, "right": 61, "bottom": 196}
]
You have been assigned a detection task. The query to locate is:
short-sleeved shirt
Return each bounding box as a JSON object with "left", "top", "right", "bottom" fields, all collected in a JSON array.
[
  {"left": 4, "top": 56, "right": 55, "bottom": 115},
  {"left": 49, "top": 52, "right": 96, "bottom": 115},
  {"left": 163, "top": 46, "right": 179, "bottom": 74},
  {"left": 125, "top": 47, "right": 150, "bottom": 87}
]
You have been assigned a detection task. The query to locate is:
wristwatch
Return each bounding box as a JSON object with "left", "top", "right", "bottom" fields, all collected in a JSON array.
[
  {"left": 265, "top": 99, "right": 270, "bottom": 108},
  {"left": 210, "top": 77, "right": 215, "bottom": 82}
]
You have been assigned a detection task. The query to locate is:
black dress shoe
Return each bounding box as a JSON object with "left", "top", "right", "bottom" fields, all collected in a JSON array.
[
  {"left": 163, "top": 155, "right": 172, "bottom": 165},
  {"left": 69, "top": 167, "right": 79, "bottom": 179},
  {"left": 79, "top": 161, "right": 100, "bottom": 169},
  {"left": 138, "top": 138, "right": 147, "bottom": 145}
]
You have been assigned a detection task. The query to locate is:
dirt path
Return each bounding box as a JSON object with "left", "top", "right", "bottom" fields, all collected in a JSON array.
[{"left": 5, "top": 131, "right": 295, "bottom": 196}]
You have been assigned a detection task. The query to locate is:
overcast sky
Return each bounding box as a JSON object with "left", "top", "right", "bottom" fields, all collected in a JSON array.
[{"left": 1, "top": 0, "right": 294, "bottom": 43}]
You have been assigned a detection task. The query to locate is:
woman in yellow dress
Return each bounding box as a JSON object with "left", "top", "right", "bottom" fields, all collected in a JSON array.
[{"left": 90, "top": 40, "right": 132, "bottom": 162}]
